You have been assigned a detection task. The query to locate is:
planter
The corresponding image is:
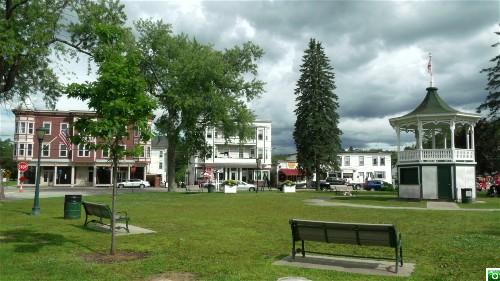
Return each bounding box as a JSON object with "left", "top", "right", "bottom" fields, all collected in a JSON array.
[
  {"left": 283, "top": 185, "right": 296, "bottom": 193},
  {"left": 224, "top": 185, "right": 237, "bottom": 193}
]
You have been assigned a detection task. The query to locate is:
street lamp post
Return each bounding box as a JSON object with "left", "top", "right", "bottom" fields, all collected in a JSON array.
[
  {"left": 31, "top": 127, "right": 46, "bottom": 216},
  {"left": 255, "top": 157, "right": 261, "bottom": 193}
]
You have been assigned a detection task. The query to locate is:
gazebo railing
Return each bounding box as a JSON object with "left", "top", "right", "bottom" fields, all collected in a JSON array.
[{"left": 398, "top": 149, "right": 474, "bottom": 163}]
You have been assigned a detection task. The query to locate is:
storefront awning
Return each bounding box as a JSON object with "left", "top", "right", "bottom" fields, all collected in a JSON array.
[{"left": 279, "top": 168, "right": 302, "bottom": 176}]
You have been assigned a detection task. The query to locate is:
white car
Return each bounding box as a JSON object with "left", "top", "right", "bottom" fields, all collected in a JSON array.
[
  {"left": 117, "top": 179, "right": 150, "bottom": 188},
  {"left": 235, "top": 181, "right": 256, "bottom": 191}
]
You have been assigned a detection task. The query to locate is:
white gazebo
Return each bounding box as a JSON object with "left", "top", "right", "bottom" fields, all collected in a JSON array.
[{"left": 389, "top": 86, "right": 480, "bottom": 201}]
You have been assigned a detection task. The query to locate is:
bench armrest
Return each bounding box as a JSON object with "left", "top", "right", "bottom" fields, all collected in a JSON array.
[{"left": 117, "top": 211, "right": 128, "bottom": 217}]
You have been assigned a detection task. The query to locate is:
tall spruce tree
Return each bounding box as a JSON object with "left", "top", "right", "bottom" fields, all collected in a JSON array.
[
  {"left": 293, "top": 39, "right": 341, "bottom": 189},
  {"left": 475, "top": 28, "right": 500, "bottom": 174}
]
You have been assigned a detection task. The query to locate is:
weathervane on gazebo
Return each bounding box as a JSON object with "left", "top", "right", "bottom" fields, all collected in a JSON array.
[{"left": 427, "top": 52, "right": 433, "bottom": 87}]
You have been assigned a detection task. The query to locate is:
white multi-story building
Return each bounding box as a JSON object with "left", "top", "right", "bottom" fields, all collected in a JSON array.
[
  {"left": 188, "top": 121, "right": 272, "bottom": 185},
  {"left": 146, "top": 136, "right": 168, "bottom": 187},
  {"left": 331, "top": 152, "right": 393, "bottom": 187}
]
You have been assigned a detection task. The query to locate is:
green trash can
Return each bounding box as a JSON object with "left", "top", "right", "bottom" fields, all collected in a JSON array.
[
  {"left": 461, "top": 188, "right": 472, "bottom": 203},
  {"left": 64, "top": 195, "right": 82, "bottom": 219},
  {"left": 206, "top": 184, "right": 215, "bottom": 193}
]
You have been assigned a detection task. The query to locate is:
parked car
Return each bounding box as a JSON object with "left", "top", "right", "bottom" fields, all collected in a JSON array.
[
  {"left": 326, "top": 177, "right": 346, "bottom": 185},
  {"left": 117, "top": 179, "right": 150, "bottom": 188},
  {"left": 364, "top": 180, "right": 384, "bottom": 191}
]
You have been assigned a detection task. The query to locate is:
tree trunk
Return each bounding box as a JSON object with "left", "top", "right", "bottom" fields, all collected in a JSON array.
[
  {"left": 167, "top": 135, "right": 177, "bottom": 192},
  {"left": 110, "top": 158, "right": 118, "bottom": 255},
  {"left": 0, "top": 162, "right": 5, "bottom": 200}
]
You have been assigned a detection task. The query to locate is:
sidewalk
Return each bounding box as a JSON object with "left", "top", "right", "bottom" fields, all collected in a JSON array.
[{"left": 305, "top": 198, "right": 500, "bottom": 212}]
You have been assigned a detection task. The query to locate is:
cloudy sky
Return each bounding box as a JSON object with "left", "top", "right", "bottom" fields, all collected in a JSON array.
[{"left": 0, "top": 0, "right": 498, "bottom": 154}]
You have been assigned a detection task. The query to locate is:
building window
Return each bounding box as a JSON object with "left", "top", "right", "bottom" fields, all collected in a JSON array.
[
  {"left": 28, "top": 123, "right": 34, "bottom": 134},
  {"left": 19, "top": 143, "right": 25, "bottom": 156},
  {"left": 338, "top": 156, "right": 342, "bottom": 166},
  {"left": 214, "top": 130, "right": 218, "bottom": 138},
  {"left": 59, "top": 144, "right": 67, "bottom": 157},
  {"left": 20, "top": 122, "right": 26, "bottom": 134},
  {"left": 60, "top": 123, "right": 69, "bottom": 135},
  {"left": 258, "top": 130, "right": 263, "bottom": 140},
  {"left": 265, "top": 129, "right": 269, "bottom": 141},
  {"left": 359, "top": 156, "right": 364, "bottom": 166},
  {"left": 250, "top": 148, "right": 255, "bottom": 158},
  {"left": 102, "top": 148, "right": 109, "bottom": 158},
  {"left": 400, "top": 167, "right": 419, "bottom": 185},
  {"left": 146, "top": 146, "right": 151, "bottom": 158},
  {"left": 380, "top": 157, "right": 385, "bottom": 166},
  {"left": 207, "top": 131, "right": 212, "bottom": 138},
  {"left": 372, "top": 157, "right": 378, "bottom": 166},
  {"left": 134, "top": 127, "right": 140, "bottom": 137},
  {"left": 27, "top": 144, "right": 32, "bottom": 156},
  {"left": 42, "top": 143, "right": 50, "bottom": 157},
  {"left": 344, "top": 156, "right": 350, "bottom": 166},
  {"left": 13, "top": 144, "right": 17, "bottom": 156},
  {"left": 358, "top": 172, "right": 365, "bottom": 181},
  {"left": 258, "top": 148, "right": 263, "bottom": 159},
  {"left": 159, "top": 162, "right": 163, "bottom": 169},
  {"left": 159, "top": 151, "right": 163, "bottom": 158},
  {"left": 42, "top": 122, "right": 51, "bottom": 135},
  {"left": 374, "top": 171, "right": 385, "bottom": 179},
  {"left": 78, "top": 144, "right": 90, "bottom": 157}
]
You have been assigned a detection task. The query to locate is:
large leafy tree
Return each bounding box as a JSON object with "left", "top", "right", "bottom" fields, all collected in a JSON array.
[
  {"left": 476, "top": 28, "right": 500, "bottom": 174},
  {"left": 0, "top": 139, "right": 16, "bottom": 200},
  {"left": 293, "top": 39, "right": 342, "bottom": 189},
  {"left": 0, "top": 0, "right": 126, "bottom": 107},
  {"left": 136, "top": 20, "right": 264, "bottom": 191},
  {"left": 66, "top": 14, "right": 156, "bottom": 254}
]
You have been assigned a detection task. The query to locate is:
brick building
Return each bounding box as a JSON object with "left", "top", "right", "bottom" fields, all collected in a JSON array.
[{"left": 13, "top": 109, "right": 151, "bottom": 187}]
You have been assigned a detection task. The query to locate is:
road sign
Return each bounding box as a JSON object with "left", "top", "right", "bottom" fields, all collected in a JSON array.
[{"left": 17, "top": 162, "right": 28, "bottom": 172}]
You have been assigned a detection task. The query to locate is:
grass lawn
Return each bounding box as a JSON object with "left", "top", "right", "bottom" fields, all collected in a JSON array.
[
  {"left": 0, "top": 191, "right": 498, "bottom": 281},
  {"left": 458, "top": 192, "right": 500, "bottom": 209}
]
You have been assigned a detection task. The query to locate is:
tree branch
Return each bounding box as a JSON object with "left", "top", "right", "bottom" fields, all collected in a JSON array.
[
  {"left": 6, "top": 0, "right": 29, "bottom": 19},
  {"left": 51, "top": 37, "right": 93, "bottom": 57}
]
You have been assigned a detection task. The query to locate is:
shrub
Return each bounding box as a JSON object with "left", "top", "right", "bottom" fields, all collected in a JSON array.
[
  {"left": 283, "top": 180, "right": 294, "bottom": 186},
  {"left": 225, "top": 179, "right": 238, "bottom": 186},
  {"left": 381, "top": 182, "right": 395, "bottom": 191}
]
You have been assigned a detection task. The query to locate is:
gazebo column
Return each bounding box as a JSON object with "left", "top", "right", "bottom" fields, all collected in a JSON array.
[
  {"left": 431, "top": 128, "right": 436, "bottom": 149},
  {"left": 470, "top": 125, "right": 475, "bottom": 149},
  {"left": 450, "top": 121, "right": 455, "bottom": 162},
  {"left": 418, "top": 121, "right": 423, "bottom": 161},
  {"left": 444, "top": 130, "right": 447, "bottom": 149},
  {"left": 396, "top": 126, "right": 401, "bottom": 153}
]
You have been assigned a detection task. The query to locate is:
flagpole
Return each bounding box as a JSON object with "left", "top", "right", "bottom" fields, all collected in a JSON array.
[{"left": 428, "top": 52, "right": 433, "bottom": 87}]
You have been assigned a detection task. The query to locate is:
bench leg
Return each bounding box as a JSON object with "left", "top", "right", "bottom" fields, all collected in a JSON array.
[
  {"left": 292, "top": 239, "right": 296, "bottom": 259},
  {"left": 301, "top": 240, "right": 305, "bottom": 258},
  {"left": 395, "top": 248, "right": 398, "bottom": 273},
  {"left": 84, "top": 214, "right": 89, "bottom": 226},
  {"left": 400, "top": 245, "right": 403, "bottom": 266}
]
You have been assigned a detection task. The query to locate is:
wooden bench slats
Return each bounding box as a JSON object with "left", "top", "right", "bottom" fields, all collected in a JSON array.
[
  {"left": 289, "top": 218, "right": 403, "bottom": 273},
  {"left": 82, "top": 201, "right": 129, "bottom": 233}
]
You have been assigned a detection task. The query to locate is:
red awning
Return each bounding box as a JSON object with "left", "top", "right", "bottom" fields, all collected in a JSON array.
[{"left": 279, "top": 168, "right": 301, "bottom": 176}]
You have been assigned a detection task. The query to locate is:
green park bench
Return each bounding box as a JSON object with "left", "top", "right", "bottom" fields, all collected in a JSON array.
[
  {"left": 82, "top": 201, "right": 129, "bottom": 233},
  {"left": 289, "top": 219, "right": 403, "bottom": 273}
]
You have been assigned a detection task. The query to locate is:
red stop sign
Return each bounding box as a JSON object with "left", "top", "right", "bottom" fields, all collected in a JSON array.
[{"left": 17, "top": 162, "right": 28, "bottom": 172}]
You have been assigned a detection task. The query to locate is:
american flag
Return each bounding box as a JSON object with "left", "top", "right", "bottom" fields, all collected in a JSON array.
[{"left": 59, "top": 130, "right": 72, "bottom": 151}]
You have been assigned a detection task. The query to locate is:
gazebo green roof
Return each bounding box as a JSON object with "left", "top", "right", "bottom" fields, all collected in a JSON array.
[
  {"left": 401, "top": 87, "right": 459, "bottom": 117},
  {"left": 389, "top": 86, "right": 480, "bottom": 128}
]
